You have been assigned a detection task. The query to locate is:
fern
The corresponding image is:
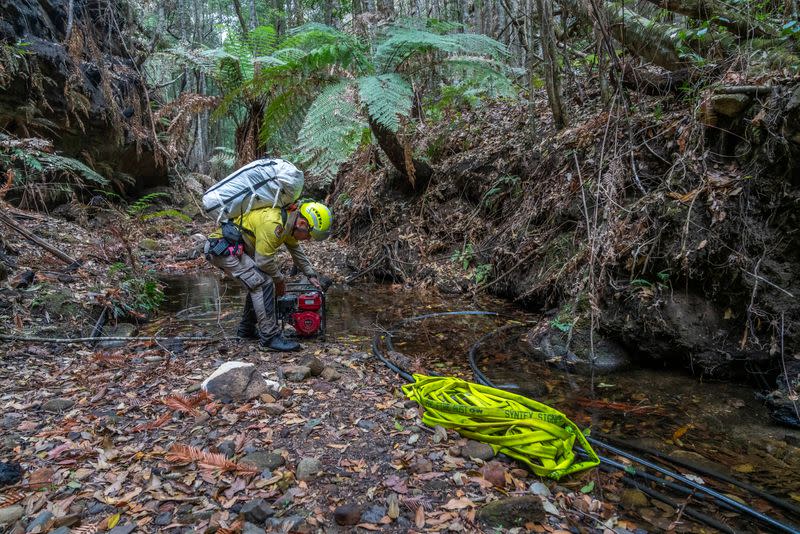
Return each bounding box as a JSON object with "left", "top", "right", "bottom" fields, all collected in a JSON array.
[
  {"left": 297, "top": 81, "right": 368, "bottom": 183},
  {"left": 358, "top": 74, "right": 413, "bottom": 133},
  {"left": 127, "top": 192, "right": 169, "bottom": 216}
]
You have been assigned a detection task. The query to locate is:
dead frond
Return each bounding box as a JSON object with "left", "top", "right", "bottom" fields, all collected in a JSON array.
[
  {"left": 0, "top": 489, "right": 27, "bottom": 507},
  {"left": 162, "top": 395, "right": 201, "bottom": 416},
  {"left": 166, "top": 443, "right": 259, "bottom": 474}
]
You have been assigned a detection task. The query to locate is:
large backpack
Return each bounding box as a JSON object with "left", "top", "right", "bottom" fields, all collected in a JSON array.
[{"left": 202, "top": 158, "right": 304, "bottom": 221}]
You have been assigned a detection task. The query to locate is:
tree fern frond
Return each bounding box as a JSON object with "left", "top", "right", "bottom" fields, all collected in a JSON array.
[
  {"left": 260, "top": 88, "right": 314, "bottom": 147},
  {"left": 374, "top": 27, "right": 463, "bottom": 71},
  {"left": 249, "top": 25, "right": 278, "bottom": 56},
  {"left": 357, "top": 74, "right": 412, "bottom": 133},
  {"left": 449, "top": 33, "right": 510, "bottom": 60},
  {"left": 298, "top": 81, "right": 367, "bottom": 184}
]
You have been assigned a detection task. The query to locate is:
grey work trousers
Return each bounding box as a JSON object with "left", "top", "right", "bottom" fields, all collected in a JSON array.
[{"left": 206, "top": 247, "right": 280, "bottom": 340}]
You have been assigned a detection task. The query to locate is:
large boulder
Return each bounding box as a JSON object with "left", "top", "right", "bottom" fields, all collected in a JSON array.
[{"left": 201, "top": 362, "right": 269, "bottom": 402}]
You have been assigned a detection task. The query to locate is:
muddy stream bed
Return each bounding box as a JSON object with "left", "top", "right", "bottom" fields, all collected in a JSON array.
[{"left": 152, "top": 273, "right": 800, "bottom": 529}]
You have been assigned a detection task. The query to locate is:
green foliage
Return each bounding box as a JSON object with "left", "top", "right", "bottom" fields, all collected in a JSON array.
[
  {"left": 296, "top": 81, "right": 369, "bottom": 183},
  {"left": 481, "top": 175, "right": 521, "bottom": 214},
  {"left": 0, "top": 39, "right": 30, "bottom": 89},
  {"left": 108, "top": 263, "right": 165, "bottom": 318},
  {"left": 141, "top": 209, "right": 192, "bottom": 222},
  {"left": 781, "top": 20, "right": 800, "bottom": 39},
  {"left": 209, "top": 146, "right": 236, "bottom": 176},
  {"left": 451, "top": 243, "right": 475, "bottom": 270},
  {"left": 474, "top": 263, "right": 492, "bottom": 285},
  {"left": 358, "top": 74, "right": 413, "bottom": 133},
  {"left": 127, "top": 192, "right": 169, "bottom": 216}
]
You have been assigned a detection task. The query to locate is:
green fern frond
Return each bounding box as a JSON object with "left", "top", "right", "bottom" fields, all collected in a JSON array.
[
  {"left": 260, "top": 88, "right": 314, "bottom": 147},
  {"left": 297, "top": 81, "right": 367, "bottom": 183},
  {"left": 41, "top": 154, "right": 109, "bottom": 186},
  {"left": 357, "top": 74, "right": 412, "bottom": 133},
  {"left": 449, "top": 33, "right": 509, "bottom": 60},
  {"left": 249, "top": 25, "right": 278, "bottom": 56},
  {"left": 374, "top": 27, "right": 463, "bottom": 71}
]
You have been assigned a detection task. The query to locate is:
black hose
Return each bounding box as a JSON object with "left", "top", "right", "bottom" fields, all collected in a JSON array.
[
  {"left": 595, "top": 432, "right": 800, "bottom": 518},
  {"left": 372, "top": 311, "right": 800, "bottom": 534},
  {"left": 598, "top": 464, "right": 738, "bottom": 534},
  {"left": 466, "top": 323, "right": 800, "bottom": 534}
]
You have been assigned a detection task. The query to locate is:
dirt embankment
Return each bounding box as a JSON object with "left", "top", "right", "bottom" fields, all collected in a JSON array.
[{"left": 329, "top": 83, "right": 800, "bottom": 426}]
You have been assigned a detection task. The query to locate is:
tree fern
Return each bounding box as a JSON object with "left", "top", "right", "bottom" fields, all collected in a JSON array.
[
  {"left": 297, "top": 81, "right": 367, "bottom": 184},
  {"left": 357, "top": 74, "right": 412, "bottom": 133}
]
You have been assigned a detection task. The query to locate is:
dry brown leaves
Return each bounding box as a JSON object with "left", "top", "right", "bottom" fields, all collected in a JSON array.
[{"left": 166, "top": 443, "right": 258, "bottom": 474}]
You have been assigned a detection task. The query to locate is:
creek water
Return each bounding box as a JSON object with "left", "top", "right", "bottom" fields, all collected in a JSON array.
[{"left": 156, "top": 272, "right": 800, "bottom": 529}]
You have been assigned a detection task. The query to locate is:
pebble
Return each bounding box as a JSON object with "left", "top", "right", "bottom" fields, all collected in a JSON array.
[
  {"left": 461, "top": 440, "right": 495, "bottom": 460},
  {"left": 218, "top": 441, "right": 236, "bottom": 458},
  {"left": 107, "top": 526, "right": 136, "bottom": 534},
  {"left": 282, "top": 365, "right": 311, "bottom": 382},
  {"left": 360, "top": 505, "right": 387, "bottom": 523},
  {"left": 357, "top": 420, "right": 376, "bottom": 430},
  {"left": 261, "top": 403, "right": 285, "bottom": 416},
  {"left": 620, "top": 488, "right": 650, "bottom": 508},
  {"left": 154, "top": 511, "right": 173, "bottom": 526},
  {"left": 25, "top": 510, "right": 53, "bottom": 532},
  {"left": 408, "top": 458, "right": 433, "bottom": 474},
  {"left": 242, "top": 522, "right": 266, "bottom": 534},
  {"left": 240, "top": 498, "right": 274, "bottom": 523},
  {"left": 296, "top": 457, "right": 322, "bottom": 481},
  {"left": 0, "top": 505, "right": 24, "bottom": 525},
  {"left": 530, "top": 482, "right": 551, "bottom": 497},
  {"left": 241, "top": 451, "right": 285, "bottom": 471},
  {"left": 320, "top": 367, "right": 340, "bottom": 381},
  {"left": 301, "top": 356, "right": 324, "bottom": 376}
]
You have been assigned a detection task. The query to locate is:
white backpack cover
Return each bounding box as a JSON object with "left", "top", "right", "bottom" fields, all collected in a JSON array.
[{"left": 202, "top": 158, "right": 304, "bottom": 221}]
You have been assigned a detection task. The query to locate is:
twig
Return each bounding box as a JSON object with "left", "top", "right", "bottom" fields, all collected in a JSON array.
[
  {"left": 779, "top": 312, "right": 800, "bottom": 424},
  {"left": 0, "top": 211, "right": 79, "bottom": 266}
]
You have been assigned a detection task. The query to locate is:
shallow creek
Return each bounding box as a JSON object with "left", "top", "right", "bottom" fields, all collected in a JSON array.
[{"left": 155, "top": 272, "right": 800, "bottom": 527}]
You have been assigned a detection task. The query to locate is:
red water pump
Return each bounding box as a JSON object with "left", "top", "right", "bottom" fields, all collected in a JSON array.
[{"left": 276, "top": 283, "right": 326, "bottom": 338}]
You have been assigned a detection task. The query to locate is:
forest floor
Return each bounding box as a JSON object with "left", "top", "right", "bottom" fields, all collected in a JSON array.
[{"left": 0, "top": 205, "right": 655, "bottom": 534}]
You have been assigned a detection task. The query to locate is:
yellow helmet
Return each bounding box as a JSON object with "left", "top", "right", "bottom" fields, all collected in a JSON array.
[{"left": 298, "top": 201, "right": 332, "bottom": 240}]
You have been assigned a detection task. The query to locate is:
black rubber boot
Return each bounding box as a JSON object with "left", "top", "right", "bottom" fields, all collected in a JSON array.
[
  {"left": 260, "top": 333, "right": 301, "bottom": 352},
  {"left": 237, "top": 295, "right": 258, "bottom": 339}
]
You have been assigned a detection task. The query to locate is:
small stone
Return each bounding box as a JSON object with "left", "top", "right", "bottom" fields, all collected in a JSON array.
[
  {"left": 620, "top": 488, "right": 650, "bottom": 508},
  {"left": 26, "top": 510, "right": 54, "bottom": 533},
  {"left": 261, "top": 403, "right": 285, "bottom": 416},
  {"left": 320, "top": 367, "right": 340, "bottom": 381},
  {"left": 240, "top": 498, "right": 274, "bottom": 523},
  {"left": 711, "top": 93, "right": 751, "bottom": 117},
  {"left": 360, "top": 505, "right": 387, "bottom": 524},
  {"left": 218, "top": 441, "right": 236, "bottom": 458},
  {"left": 107, "top": 526, "right": 136, "bottom": 534},
  {"left": 87, "top": 502, "right": 113, "bottom": 515},
  {"left": 461, "top": 440, "right": 494, "bottom": 460},
  {"left": 334, "top": 503, "right": 362, "bottom": 526},
  {"left": 154, "top": 511, "right": 173, "bottom": 526},
  {"left": 296, "top": 457, "right": 322, "bottom": 481},
  {"left": 301, "top": 356, "right": 324, "bottom": 376},
  {"left": 259, "top": 393, "right": 276, "bottom": 403},
  {"left": 241, "top": 451, "right": 285, "bottom": 471},
  {"left": 409, "top": 458, "right": 433, "bottom": 474},
  {"left": 357, "top": 419, "right": 376, "bottom": 430},
  {"left": 432, "top": 425, "right": 448, "bottom": 443},
  {"left": 282, "top": 365, "right": 311, "bottom": 382},
  {"left": 41, "top": 398, "right": 75, "bottom": 413},
  {"left": 50, "top": 528, "right": 71, "bottom": 534},
  {"left": 529, "top": 482, "right": 551, "bottom": 497},
  {"left": 0, "top": 505, "right": 23, "bottom": 525}
]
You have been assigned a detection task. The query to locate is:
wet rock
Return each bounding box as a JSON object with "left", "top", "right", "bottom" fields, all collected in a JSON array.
[
  {"left": 25, "top": 510, "right": 54, "bottom": 532},
  {"left": 241, "top": 451, "right": 285, "bottom": 471},
  {"left": 41, "top": 398, "right": 75, "bottom": 413},
  {"left": 621, "top": 489, "right": 650, "bottom": 508},
  {"left": 357, "top": 419, "right": 376, "bottom": 430},
  {"left": 530, "top": 482, "right": 551, "bottom": 497},
  {"left": 461, "top": 440, "right": 495, "bottom": 460},
  {"left": 301, "top": 356, "right": 324, "bottom": 376},
  {"left": 334, "top": 503, "right": 363, "bottom": 526},
  {"left": 0, "top": 505, "right": 23, "bottom": 525},
  {"left": 360, "top": 505, "right": 387, "bottom": 524},
  {"left": 0, "top": 461, "right": 22, "bottom": 486},
  {"left": 240, "top": 498, "right": 274, "bottom": 523},
  {"left": 296, "top": 457, "right": 322, "bottom": 481},
  {"left": 320, "top": 367, "right": 341, "bottom": 381},
  {"left": 477, "top": 496, "right": 545, "bottom": 529},
  {"left": 525, "top": 325, "right": 630, "bottom": 376},
  {"left": 282, "top": 365, "right": 311, "bottom": 382},
  {"left": 202, "top": 362, "right": 269, "bottom": 402}
]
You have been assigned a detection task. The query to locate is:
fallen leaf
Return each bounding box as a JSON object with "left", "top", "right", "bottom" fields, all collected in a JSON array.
[
  {"left": 415, "top": 506, "right": 425, "bottom": 528},
  {"left": 443, "top": 497, "right": 474, "bottom": 510}
]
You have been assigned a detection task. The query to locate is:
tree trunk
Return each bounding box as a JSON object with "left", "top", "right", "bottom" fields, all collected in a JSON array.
[
  {"left": 526, "top": 0, "right": 538, "bottom": 140},
  {"left": 235, "top": 101, "right": 265, "bottom": 166},
  {"left": 368, "top": 117, "right": 433, "bottom": 192},
  {"left": 641, "top": 0, "right": 777, "bottom": 37},
  {"left": 537, "top": 0, "right": 567, "bottom": 128}
]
